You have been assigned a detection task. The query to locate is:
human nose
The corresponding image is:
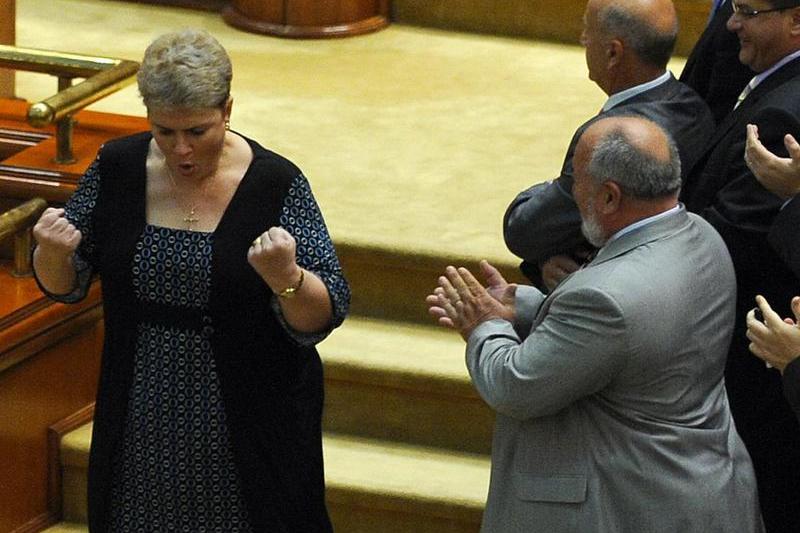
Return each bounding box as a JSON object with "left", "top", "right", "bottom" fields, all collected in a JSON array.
[
  {"left": 727, "top": 11, "right": 743, "bottom": 31},
  {"left": 172, "top": 133, "right": 192, "bottom": 156}
]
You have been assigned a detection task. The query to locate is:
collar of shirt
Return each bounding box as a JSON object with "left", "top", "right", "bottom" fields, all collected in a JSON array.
[
  {"left": 602, "top": 71, "right": 672, "bottom": 113},
  {"left": 749, "top": 49, "right": 800, "bottom": 91},
  {"left": 604, "top": 204, "right": 682, "bottom": 246}
]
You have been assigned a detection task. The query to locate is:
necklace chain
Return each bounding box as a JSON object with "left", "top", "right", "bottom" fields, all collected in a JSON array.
[{"left": 165, "top": 165, "right": 216, "bottom": 231}]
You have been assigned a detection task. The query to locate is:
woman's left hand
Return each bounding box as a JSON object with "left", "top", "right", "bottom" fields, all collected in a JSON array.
[{"left": 248, "top": 227, "right": 302, "bottom": 293}]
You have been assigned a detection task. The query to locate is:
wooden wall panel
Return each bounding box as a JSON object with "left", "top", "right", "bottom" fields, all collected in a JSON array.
[
  {"left": 0, "top": 264, "right": 103, "bottom": 532},
  {"left": 0, "top": 0, "right": 14, "bottom": 98},
  {"left": 224, "top": 0, "right": 389, "bottom": 38},
  {"left": 392, "top": 0, "right": 711, "bottom": 57},
  {"left": 227, "top": 0, "right": 284, "bottom": 21}
]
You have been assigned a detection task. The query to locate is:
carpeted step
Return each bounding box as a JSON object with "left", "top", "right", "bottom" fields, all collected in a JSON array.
[
  {"left": 324, "top": 433, "right": 489, "bottom": 533},
  {"left": 56, "top": 424, "right": 490, "bottom": 532},
  {"left": 42, "top": 523, "right": 86, "bottom": 533},
  {"left": 319, "top": 315, "right": 494, "bottom": 454},
  {"left": 337, "top": 242, "right": 525, "bottom": 325}
]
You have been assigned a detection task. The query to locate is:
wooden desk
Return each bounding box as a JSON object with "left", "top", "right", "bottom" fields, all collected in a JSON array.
[{"left": 223, "top": 0, "right": 390, "bottom": 38}]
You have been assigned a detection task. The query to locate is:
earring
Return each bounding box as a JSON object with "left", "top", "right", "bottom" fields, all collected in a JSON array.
[{"left": 225, "top": 119, "right": 231, "bottom": 130}]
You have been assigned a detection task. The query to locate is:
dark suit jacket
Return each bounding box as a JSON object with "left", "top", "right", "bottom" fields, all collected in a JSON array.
[
  {"left": 770, "top": 195, "right": 800, "bottom": 280},
  {"left": 681, "top": 55, "right": 800, "bottom": 533},
  {"left": 503, "top": 74, "right": 714, "bottom": 285},
  {"left": 679, "top": 0, "right": 754, "bottom": 124},
  {"left": 785, "top": 358, "right": 800, "bottom": 426}
]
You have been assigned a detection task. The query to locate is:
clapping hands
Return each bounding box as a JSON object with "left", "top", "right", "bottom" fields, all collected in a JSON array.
[
  {"left": 426, "top": 260, "right": 516, "bottom": 341},
  {"left": 746, "top": 295, "right": 800, "bottom": 373}
]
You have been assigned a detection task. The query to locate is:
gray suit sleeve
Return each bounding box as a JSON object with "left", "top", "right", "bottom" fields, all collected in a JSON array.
[
  {"left": 465, "top": 285, "right": 628, "bottom": 421},
  {"left": 510, "top": 284, "right": 546, "bottom": 337}
]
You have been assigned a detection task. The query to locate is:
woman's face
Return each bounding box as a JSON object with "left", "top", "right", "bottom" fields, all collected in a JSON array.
[{"left": 148, "top": 103, "right": 230, "bottom": 180}]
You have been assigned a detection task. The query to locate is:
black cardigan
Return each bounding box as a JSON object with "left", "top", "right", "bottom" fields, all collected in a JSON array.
[{"left": 86, "top": 132, "right": 332, "bottom": 532}]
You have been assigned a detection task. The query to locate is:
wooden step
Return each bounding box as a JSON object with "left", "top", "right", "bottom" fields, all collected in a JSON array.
[
  {"left": 319, "top": 316, "right": 494, "bottom": 454},
  {"left": 56, "top": 424, "right": 490, "bottom": 532}
]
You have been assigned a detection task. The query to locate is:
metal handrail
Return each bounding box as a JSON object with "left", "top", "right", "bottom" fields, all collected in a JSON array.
[
  {"left": 0, "top": 45, "right": 139, "bottom": 164},
  {"left": 0, "top": 198, "right": 47, "bottom": 277}
]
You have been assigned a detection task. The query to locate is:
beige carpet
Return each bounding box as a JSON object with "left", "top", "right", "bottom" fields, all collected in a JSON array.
[{"left": 15, "top": 0, "right": 687, "bottom": 265}]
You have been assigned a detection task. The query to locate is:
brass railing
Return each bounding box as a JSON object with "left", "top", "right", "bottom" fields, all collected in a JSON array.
[
  {"left": 0, "top": 197, "right": 47, "bottom": 277},
  {"left": 0, "top": 45, "right": 139, "bottom": 164}
]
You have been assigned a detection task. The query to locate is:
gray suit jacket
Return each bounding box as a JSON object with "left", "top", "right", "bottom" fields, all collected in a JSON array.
[
  {"left": 468, "top": 207, "right": 762, "bottom": 532},
  {"left": 503, "top": 74, "right": 713, "bottom": 286}
]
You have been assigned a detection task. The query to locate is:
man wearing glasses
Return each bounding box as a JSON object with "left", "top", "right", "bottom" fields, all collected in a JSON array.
[
  {"left": 680, "top": 0, "right": 754, "bottom": 124},
  {"left": 681, "top": 2, "right": 800, "bottom": 531}
]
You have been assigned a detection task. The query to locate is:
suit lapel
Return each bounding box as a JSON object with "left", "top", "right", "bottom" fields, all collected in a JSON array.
[{"left": 701, "top": 57, "right": 800, "bottom": 158}]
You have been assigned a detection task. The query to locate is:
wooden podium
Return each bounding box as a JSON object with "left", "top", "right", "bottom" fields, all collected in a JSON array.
[{"left": 223, "top": 0, "right": 390, "bottom": 38}]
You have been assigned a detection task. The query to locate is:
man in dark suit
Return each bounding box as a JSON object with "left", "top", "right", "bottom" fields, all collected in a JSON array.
[
  {"left": 681, "top": 2, "right": 800, "bottom": 530},
  {"left": 680, "top": 0, "right": 754, "bottom": 123},
  {"left": 503, "top": 0, "right": 713, "bottom": 290}
]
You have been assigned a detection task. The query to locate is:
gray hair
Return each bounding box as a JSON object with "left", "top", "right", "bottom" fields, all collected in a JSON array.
[
  {"left": 137, "top": 29, "right": 232, "bottom": 110},
  {"left": 598, "top": 5, "right": 678, "bottom": 69},
  {"left": 587, "top": 127, "right": 681, "bottom": 199}
]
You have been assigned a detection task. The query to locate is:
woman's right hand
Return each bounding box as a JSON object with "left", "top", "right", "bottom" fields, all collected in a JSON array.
[{"left": 33, "top": 207, "right": 82, "bottom": 258}]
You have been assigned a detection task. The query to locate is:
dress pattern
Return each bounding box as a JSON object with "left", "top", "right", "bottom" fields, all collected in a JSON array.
[
  {"left": 55, "top": 153, "right": 349, "bottom": 531},
  {"left": 107, "top": 226, "right": 253, "bottom": 532}
]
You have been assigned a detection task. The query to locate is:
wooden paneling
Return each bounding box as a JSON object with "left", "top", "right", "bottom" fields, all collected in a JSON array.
[
  {"left": 392, "top": 0, "right": 711, "bottom": 57},
  {"left": 110, "top": 0, "right": 226, "bottom": 10},
  {"left": 0, "top": 0, "right": 14, "bottom": 98},
  {"left": 0, "top": 262, "right": 103, "bottom": 532},
  {"left": 223, "top": 0, "right": 389, "bottom": 38},
  {"left": 228, "top": 0, "right": 284, "bottom": 21}
]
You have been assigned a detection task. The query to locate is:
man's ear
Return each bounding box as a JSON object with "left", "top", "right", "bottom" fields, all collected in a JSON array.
[
  {"left": 607, "top": 39, "right": 623, "bottom": 68},
  {"left": 790, "top": 8, "right": 800, "bottom": 37},
  {"left": 598, "top": 181, "right": 622, "bottom": 214}
]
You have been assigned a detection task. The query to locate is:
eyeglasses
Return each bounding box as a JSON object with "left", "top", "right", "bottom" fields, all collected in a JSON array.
[{"left": 731, "top": 2, "right": 791, "bottom": 17}]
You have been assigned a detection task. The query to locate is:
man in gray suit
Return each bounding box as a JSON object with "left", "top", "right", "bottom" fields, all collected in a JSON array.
[
  {"left": 427, "top": 116, "right": 762, "bottom": 532},
  {"left": 504, "top": 0, "right": 713, "bottom": 290}
]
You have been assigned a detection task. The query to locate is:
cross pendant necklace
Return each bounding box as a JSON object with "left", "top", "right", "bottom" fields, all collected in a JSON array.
[
  {"left": 165, "top": 166, "right": 214, "bottom": 231},
  {"left": 183, "top": 207, "right": 200, "bottom": 229}
]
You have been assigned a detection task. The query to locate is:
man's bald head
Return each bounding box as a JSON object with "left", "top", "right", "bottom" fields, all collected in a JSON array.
[
  {"left": 592, "top": 0, "right": 679, "bottom": 69},
  {"left": 576, "top": 115, "right": 681, "bottom": 199}
]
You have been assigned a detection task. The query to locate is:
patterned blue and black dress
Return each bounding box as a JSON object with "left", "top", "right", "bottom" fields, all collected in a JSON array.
[{"left": 48, "top": 143, "right": 349, "bottom": 531}]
